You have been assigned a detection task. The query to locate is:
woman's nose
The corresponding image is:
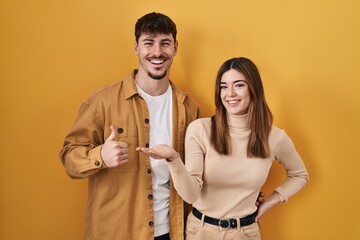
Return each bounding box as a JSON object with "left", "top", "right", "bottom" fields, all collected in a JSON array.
[{"left": 228, "top": 87, "right": 236, "bottom": 96}]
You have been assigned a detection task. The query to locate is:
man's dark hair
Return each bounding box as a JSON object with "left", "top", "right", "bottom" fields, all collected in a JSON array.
[{"left": 135, "top": 12, "right": 177, "bottom": 42}]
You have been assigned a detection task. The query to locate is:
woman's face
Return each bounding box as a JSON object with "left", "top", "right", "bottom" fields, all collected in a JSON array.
[{"left": 220, "top": 69, "right": 251, "bottom": 116}]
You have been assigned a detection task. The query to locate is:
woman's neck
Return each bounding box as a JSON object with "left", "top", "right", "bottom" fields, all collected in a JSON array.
[{"left": 227, "top": 112, "right": 249, "bottom": 130}]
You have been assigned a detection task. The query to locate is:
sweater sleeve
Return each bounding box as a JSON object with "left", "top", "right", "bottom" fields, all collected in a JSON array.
[
  {"left": 273, "top": 130, "right": 309, "bottom": 202},
  {"left": 167, "top": 120, "right": 204, "bottom": 204}
]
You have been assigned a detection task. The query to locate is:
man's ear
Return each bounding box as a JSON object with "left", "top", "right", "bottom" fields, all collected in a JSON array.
[
  {"left": 174, "top": 40, "right": 178, "bottom": 56},
  {"left": 134, "top": 40, "right": 139, "bottom": 55}
]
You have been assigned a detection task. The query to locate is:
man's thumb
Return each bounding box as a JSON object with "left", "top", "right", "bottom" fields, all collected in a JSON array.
[{"left": 106, "top": 125, "right": 117, "bottom": 141}]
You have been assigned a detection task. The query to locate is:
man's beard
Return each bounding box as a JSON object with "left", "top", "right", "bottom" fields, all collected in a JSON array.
[{"left": 148, "top": 70, "right": 167, "bottom": 80}]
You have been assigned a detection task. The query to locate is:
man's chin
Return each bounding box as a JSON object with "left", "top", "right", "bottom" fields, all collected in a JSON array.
[{"left": 148, "top": 71, "right": 167, "bottom": 80}]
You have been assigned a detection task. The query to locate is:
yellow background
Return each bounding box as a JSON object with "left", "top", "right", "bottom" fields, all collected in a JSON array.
[{"left": 1, "top": 0, "right": 359, "bottom": 239}]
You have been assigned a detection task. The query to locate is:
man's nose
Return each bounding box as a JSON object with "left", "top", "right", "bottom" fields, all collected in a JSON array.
[{"left": 153, "top": 44, "right": 162, "bottom": 56}]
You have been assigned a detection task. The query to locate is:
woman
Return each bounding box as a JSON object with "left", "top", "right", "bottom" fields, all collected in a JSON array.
[{"left": 137, "top": 57, "right": 309, "bottom": 240}]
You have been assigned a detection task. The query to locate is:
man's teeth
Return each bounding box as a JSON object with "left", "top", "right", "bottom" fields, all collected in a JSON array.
[{"left": 150, "top": 59, "right": 165, "bottom": 64}]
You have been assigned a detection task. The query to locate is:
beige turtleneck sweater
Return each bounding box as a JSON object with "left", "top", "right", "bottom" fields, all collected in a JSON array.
[{"left": 167, "top": 113, "right": 309, "bottom": 219}]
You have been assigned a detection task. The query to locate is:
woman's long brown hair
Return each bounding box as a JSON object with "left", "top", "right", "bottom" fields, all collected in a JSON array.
[{"left": 210, "top": 57, "right": 273, "bottom": 158}]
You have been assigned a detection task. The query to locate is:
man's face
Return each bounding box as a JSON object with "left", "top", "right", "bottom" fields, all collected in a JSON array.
[{"left": 135, "top": 33, "right": 178, "bottom": 80}]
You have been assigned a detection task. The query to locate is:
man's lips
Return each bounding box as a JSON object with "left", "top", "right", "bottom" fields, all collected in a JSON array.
[{"left": 149, "top": 58, "right": 166, "bottom": 65}]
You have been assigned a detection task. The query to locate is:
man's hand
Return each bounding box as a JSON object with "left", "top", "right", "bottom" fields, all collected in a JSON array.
[{"left": 101, "top": 125, "right": 129, "bottom": 167}]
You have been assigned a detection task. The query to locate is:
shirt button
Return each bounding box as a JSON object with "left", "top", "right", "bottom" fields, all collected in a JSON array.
[
  {"left": 148, "top": 194, "right": 153, "bottom": 200},
  {"left": 147, "top": 168, "right": 151, "bottom": 174},
  {"left": 145, "top": 143, "right": 149, "bottom": 148},
  {"left": 117, "top": 128, "right": 123, "bottom": 133},
  {"left": 149, "top": 221, "right": 154, "bottom": 227},
  {"left": 95, "top": 161, "right": 100, "bottom": 166},
  {"left": 144, "top": 118, "right": 149, "bottom": 124}
]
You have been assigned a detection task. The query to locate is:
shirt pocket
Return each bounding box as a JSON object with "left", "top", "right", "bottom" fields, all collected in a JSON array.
[{"left": 107, "top": 124, "right": 139, "bottom": 172}]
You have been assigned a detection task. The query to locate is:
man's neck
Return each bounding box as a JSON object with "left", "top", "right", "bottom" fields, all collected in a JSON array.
[{"left": 135, "top": 70, "right": 170, "bottom": 96}]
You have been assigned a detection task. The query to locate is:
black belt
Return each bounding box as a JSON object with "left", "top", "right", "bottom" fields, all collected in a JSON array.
[{"left": 192, "top": 207, "right": 257, "bottom": 229}]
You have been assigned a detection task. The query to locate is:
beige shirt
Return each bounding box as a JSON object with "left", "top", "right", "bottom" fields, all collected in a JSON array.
[
  {"left": 168, "top": 113, "right": 309, "bottom": 219},
  {"left": 59, "top": 70, "right": 199, "bottom": 240}
]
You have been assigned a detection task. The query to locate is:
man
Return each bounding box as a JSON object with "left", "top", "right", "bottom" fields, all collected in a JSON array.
[{"left": 60, "top": 12, "right": 199, "bottom": 240}]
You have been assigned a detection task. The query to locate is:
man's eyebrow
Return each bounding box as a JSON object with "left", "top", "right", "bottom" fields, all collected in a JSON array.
[
  {"left": 159, "top": 38, "right": 173, "bottom": 44},
  {"left": 142, "top": 38, "right": 154, "bottom": 42},
  {"left": 141, "top": 38, "right": 173, "bottom": 43}
]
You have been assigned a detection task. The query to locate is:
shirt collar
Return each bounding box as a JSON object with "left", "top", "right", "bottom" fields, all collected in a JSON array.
[{"left": 123, "top": 70, "right": 139, "bottom": 100}]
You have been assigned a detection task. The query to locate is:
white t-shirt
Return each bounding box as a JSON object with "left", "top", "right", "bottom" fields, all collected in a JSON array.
[{"left": 136, "top": 83, "right": 173, "bottom": 237}]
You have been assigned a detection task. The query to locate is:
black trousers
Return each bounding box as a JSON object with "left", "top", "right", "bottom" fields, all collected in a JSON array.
[{"left": 154, "top": 233, "right": 170, "bottom": 240}]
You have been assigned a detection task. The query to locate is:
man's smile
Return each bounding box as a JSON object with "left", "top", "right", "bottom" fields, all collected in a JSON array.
[{"left": 149, "top": 58, "right": 167, "bottom": 65}]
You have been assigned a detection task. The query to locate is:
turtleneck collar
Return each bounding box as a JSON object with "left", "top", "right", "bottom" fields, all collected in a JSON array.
[{"left": 227, "top": 112, "right": 250, "bottom": 130}]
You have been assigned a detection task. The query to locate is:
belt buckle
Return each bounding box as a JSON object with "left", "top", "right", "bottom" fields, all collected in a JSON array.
[{"left": 219, "top": 219, "right": 231, "bottom": 229}]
